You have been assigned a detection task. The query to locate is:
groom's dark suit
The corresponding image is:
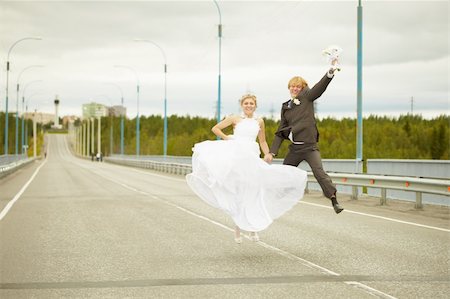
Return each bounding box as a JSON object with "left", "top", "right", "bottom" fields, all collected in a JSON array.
[{"left": 270, "top": 73, "right": 337, "bottom": 200}]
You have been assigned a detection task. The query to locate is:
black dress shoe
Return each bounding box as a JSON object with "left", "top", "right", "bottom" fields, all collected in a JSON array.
[{"left": 333, "top": 203, "right": 344, "bottom": 214}]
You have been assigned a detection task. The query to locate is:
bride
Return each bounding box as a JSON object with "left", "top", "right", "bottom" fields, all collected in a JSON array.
[{"left": 186, "top": 94, "right": 307, "bottom": 243}]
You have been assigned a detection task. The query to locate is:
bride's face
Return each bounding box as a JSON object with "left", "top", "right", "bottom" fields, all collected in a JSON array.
[{"left": 241, "top": 98, "right": 256, "bottom": 116}]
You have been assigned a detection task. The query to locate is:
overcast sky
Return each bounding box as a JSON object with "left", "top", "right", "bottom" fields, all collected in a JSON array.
[{"left": 0, "top": 0, "right": 448, "bottom": 120}]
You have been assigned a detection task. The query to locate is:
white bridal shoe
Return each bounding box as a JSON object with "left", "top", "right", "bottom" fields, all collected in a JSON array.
[
  {"left": 235, "top": 227, "right": 242, "bottom": 244},
  {"left": 249, "top": 232, "right": 259, "bottom": 242}
]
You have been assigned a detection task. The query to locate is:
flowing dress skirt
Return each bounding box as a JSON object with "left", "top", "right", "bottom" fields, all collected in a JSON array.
[{"left": 186, "top": 139, "right": 307, "bottom": 232}]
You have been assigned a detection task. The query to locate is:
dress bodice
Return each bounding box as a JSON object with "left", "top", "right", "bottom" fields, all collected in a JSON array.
[{"left": 233, "top": 118, "right": 260, "bottom": 141}]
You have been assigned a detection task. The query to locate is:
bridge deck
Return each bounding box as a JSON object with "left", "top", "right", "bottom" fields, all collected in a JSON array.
[{"left": 0, "top": 135, "right": 448, "bottom": 298}]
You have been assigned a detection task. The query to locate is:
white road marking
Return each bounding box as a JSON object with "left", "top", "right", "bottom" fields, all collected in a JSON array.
[
  {"left": 300, "top": 201, "right": 450, "bottom": 233},
  {"left": 0, "top": 139, "right": 50, "bottom": 221},
  {"left": 346, "top": 281, "right": 398, "bottom": 299},
  {"left": 96, "top": 162, "right": 450, "bottom": 233},
  {"left": 82, "top": 155, "right": 449, "bottom": 234},
  {"left": 62, "top": 136, "right": 444, "bottom": 298},
  {"left": 70, "top": 156, "right": 397, "bottom": 299},
  {"left": 0, "top": 161, "right": 47, "bottom": 221}
]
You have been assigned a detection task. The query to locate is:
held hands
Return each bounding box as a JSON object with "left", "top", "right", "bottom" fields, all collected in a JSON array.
[{"left": 263, "top": 153, "right": 274, "bottom": 164}]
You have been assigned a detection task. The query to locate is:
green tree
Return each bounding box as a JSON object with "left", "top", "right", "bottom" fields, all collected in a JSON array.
[{"left": 89, "top": 113, "right": 449, "bottom": 160}]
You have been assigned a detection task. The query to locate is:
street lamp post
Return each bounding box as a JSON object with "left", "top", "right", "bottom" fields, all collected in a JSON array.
[
  {"left": 356, "top": 0, "right": 363, "bottom": 167},
  {"left": 114, "top": 65, "right": 140, "bottom": 156},
  {"left": 213, "top": 0, "right": 222, "bottom": 125},
  {"left": 87, "top": 116, "right": 91, "bottom": 157},
  {"left": 104, "top": 82, "right": 125, "bottom": 155},
  {"left": 33, "top": 109, "right": 37, "bottom": 158},
  {"left": 23, "top": 93, "right": 44, "bottom": 155},
  {"left": 17, "top": 67, "right": 43, "bottom": 154},
  {"left": 94, "top": 94, "right": 115, "bottom": 156},
  {"left": 3, "top": 36, "right": 42, "bottom": 155},
  {"left": 91, "top": 118, "right": 95, "bottom": 156},
  {"left": 134, "top": 39, "right": 168, "bottom": 156},
  {"left": 22, "top": 81, "right": 43, "bottom": 153}
]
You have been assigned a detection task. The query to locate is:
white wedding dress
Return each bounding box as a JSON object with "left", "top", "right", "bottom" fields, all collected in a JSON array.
[{"left": 186, "top": 117, "right": 307, "bottom": 232}]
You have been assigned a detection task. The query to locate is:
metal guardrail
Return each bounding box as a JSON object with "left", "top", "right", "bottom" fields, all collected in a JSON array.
[
  {"left": 0, "top": 154, "right": 28, "bottom": 166},
  {"left": 106, "top": 156, "right": 192, "bottom": 176},
  {"left": 0, "top": 155, "right": 35, "bottom": 178},
  {"left": 110, "top": 154, "right": 192, "bottom": 165},
  {"left": 105, "top": 156, "right": 450, "bottom": 209},
  {"left": 326, "top": 173, "right": 449, "bottom": 209}
]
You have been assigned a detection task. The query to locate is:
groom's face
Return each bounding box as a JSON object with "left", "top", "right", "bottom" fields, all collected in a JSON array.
[{"left": 289, "top": 84, "right": 302, "bottom": 99}]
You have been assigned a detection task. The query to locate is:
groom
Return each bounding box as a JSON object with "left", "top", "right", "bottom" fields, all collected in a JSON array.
[{"left": 264, "top": 66, "right": 344, "bottom": 214}]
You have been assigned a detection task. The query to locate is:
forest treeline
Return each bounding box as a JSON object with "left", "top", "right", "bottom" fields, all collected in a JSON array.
[
  {"left": 85, "top": 113, "right": 448, "bottom": 160},
  {"left": 1, "top": 113, "right": 448, "bottom": 160},
  {"left": 0, "top": 113, "right": 45, "bottom": 156}
]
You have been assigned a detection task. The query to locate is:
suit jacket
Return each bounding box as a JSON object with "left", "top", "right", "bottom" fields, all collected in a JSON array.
[{"left": 270, "top": 73, "right": 333, "bottom": 155}]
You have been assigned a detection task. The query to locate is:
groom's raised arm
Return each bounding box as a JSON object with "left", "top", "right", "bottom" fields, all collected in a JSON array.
[{"left": 307, "top": 72, "right": 333, "bottom": 101}]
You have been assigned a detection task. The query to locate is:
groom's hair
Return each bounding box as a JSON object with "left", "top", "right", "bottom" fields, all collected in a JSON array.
[{"left": 288, "top": 76, "right": 308, "bottom": 89}]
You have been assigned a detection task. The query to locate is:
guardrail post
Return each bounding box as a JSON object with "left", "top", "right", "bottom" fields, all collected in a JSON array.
[
  {"left": 351, "top": 186, "right": 358, "bottom": 200},
  {"left": 380, "top": 188, "right": 387, "bottom": 205},
  {"left": 415, "top": 192, "right": 423, "bottom": 209}
]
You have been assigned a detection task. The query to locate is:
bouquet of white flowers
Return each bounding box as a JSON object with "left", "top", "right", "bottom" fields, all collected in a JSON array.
[{"left": 322, "top": 45, "right": 342, "bottom": 72}]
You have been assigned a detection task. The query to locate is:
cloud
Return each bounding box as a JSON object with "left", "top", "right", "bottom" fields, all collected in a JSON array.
[{"left": 0, "top": 0, "right": 447, "bottom": 120}]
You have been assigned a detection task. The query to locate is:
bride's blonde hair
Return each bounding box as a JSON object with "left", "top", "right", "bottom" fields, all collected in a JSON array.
[{"left": 239, "top": 94, "right": 257, "bottom": 107}]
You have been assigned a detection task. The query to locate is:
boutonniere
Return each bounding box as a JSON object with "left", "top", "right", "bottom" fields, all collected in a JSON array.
[{"left": 293, "top": 99, "right": 300, "bottom": 105}]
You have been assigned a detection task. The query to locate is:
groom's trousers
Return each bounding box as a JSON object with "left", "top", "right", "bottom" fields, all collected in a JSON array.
[{"left": 283, "top": 143, "right": 337, "bottom": 199}]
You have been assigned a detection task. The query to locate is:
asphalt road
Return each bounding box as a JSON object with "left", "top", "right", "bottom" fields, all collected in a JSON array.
[{"left": 1, "top": 134, "right": 449, "bottom": 298}]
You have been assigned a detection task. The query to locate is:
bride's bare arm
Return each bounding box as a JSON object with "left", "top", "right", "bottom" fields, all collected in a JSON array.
[
  {"left": 212, "top": 115, "right": 236, "bottom": 140},
  {"left": 257, "top": 118, "right": 270, "bottom": 157}
]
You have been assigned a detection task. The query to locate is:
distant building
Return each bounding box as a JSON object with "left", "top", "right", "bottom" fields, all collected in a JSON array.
[
  {"left": 23, "top": 112, "right": 55, "bottom": 124},
  {"left": 82, "top": 102, "right": 109, "bottom": 118},
  {"left": 62, "top": 115, "right": 79, "bottom": 126},
  {"left": 109, "top": 105, "right": 126, "bottom": 117}
]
